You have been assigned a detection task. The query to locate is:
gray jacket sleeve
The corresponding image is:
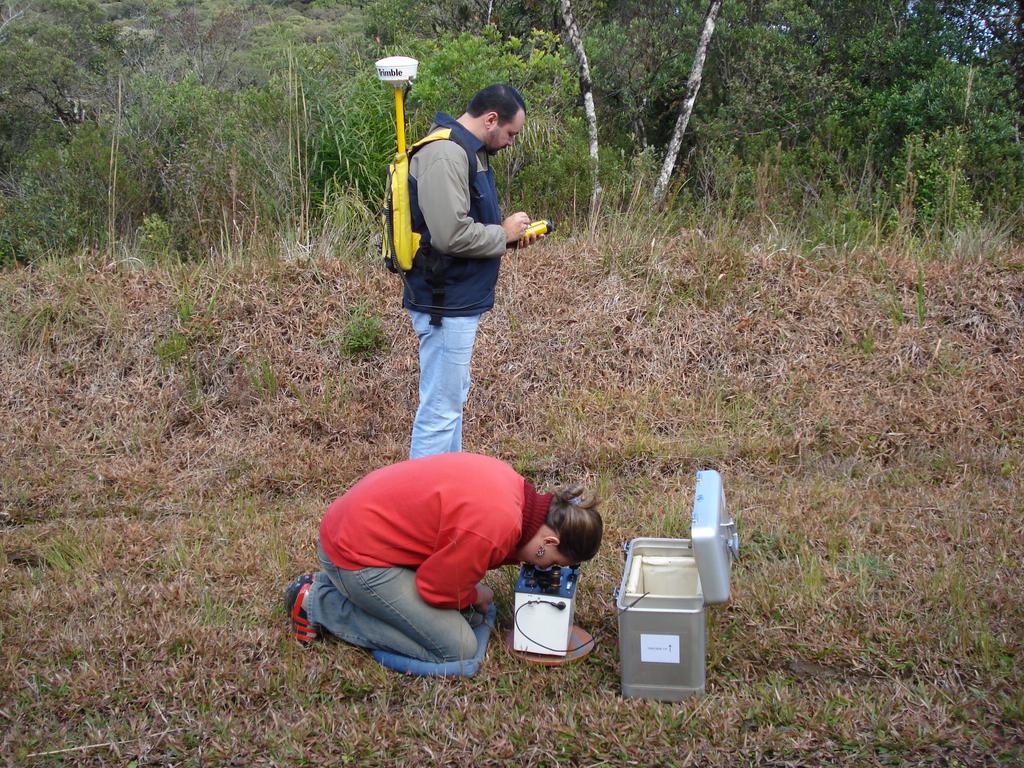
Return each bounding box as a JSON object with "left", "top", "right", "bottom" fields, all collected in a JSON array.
[{"left": 410, "top": 141, "right": 507, "bottom": 258}]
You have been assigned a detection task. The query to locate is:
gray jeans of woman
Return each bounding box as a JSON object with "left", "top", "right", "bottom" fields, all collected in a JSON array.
[{"left": 304, "top": 545, "right": 485, "bottom": 663}]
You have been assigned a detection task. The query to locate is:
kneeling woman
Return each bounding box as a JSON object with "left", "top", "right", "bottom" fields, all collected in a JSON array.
[{"left": 285, "top": 452, "right": 603, "bottom": 662}]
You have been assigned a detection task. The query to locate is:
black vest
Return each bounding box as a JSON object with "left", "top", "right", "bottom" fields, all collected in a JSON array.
[{"left": 403, "top": 113, "right": 503, "bottom": 319}]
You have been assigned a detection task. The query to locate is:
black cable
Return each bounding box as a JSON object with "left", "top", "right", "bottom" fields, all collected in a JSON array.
[
  {"left": 511, "top": 592, "right": 651, "bottom": 657},
  {"left": 512, "top": 600, "right": 573, "bottom": 655}
]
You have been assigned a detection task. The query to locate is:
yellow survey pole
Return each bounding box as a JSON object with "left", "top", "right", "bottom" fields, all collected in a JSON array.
[
  {"left": 394, "top": 86, "right": 407, "bottom": 156},
  {"left": 375, "top": 56, "right": 419, "bottom": 270}
]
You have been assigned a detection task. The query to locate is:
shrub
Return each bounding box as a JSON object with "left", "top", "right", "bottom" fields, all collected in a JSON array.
[
  {"left": 113, "top": 73, "right": 308, "bottom": 257},
  {"left": 309, "top": 68, "right": 396, "bottom": 205},
  {"left": 137, "top": 213, "right": 177, "bottom": 261},
  {"left": 897, "top": 128, "right": 981, "bottom": 229},
  {"left": 339, "top": 303, "right": 386, "bottom": 359},
  {"left": 0, "top": 124, "right": 118, "bottom": 263}
]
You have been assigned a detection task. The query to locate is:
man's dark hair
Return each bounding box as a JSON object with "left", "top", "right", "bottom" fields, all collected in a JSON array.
[{"left": 466, "top": 84, "right": 526, "bottom": 124}]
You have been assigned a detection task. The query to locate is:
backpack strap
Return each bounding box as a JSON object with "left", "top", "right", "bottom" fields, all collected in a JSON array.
[
  {"left": 408, "top": 128, "right": 478, "bottom": 201},
  {"left": 409, "top": 128, "right": 480, "bottom": 326}
]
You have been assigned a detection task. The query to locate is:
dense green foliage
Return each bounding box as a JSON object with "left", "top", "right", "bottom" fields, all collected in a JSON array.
[{"left": 0, "top": 0, "right": 1021, "bottom": 264}]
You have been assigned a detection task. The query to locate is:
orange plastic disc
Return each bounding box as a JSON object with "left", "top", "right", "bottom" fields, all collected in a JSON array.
[{"left": 502, "top": 625, "right": 595, "bottom": 666}]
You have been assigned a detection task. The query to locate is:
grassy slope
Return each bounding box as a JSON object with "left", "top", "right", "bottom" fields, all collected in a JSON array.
[{"left": 1, "top": 226, "right": 1022, "bottom": 766}]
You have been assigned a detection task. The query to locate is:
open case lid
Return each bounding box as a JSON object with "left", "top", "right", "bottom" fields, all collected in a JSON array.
[{"left": 690, "top": 470, "right": 739, "bottom": 604}]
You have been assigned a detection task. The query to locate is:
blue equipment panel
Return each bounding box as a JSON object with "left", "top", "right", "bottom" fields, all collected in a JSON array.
[{"left": 515, "top": 564, "right": 579, "bottom": 599}]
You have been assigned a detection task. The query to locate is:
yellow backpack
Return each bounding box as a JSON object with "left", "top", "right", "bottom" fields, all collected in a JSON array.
[{"left": 381, "top": 128, "right": 455, "bottom": 272}]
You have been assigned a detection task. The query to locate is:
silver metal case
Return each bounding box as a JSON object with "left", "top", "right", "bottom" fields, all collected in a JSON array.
[
  {"left": 691, "top": 469, "right": 739, "bottom": 604},
  {"left": 615, "top": 470, "right": 738, "bottom": 701}
]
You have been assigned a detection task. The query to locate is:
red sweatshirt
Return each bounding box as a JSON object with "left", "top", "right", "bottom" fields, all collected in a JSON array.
[{"left": 319, "top": 453, "right": 551, "bottom": 610}]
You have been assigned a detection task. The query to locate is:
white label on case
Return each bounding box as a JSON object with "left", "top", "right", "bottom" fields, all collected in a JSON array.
[{"left": 640, "top": 633, "right": 680, "bottom": 664}]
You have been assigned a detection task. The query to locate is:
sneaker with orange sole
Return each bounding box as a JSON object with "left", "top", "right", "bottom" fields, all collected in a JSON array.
[{"left": 283, "top": 573, "right": 320, "bottom": 646}]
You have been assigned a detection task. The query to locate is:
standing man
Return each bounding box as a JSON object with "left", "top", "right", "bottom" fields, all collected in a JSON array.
[{"left": 403, "top": 84, "right": 542, "bottom": 459}]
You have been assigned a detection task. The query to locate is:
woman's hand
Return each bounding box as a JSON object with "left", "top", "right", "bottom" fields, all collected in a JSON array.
[{"left": 474, "top": 582, "right": 495, "bottom": 612}]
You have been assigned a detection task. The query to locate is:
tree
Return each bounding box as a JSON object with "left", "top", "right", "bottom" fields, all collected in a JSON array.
[
  {"left": 155, "top": 7, "right": 255, "bottom": 89},
  {"left": 652, "top": 0, "right": 723, "bottom": 207},
  {"left": 0, "top": 0, "right": 122, "bottom": 174},
  {"left": 0, "top": 0, "right": 30, "bottom": 41},
  {"left": 559, "top": 0, "right": 602, "bottom": 217},
  {"left": 941, "top": 0, "right": 1024, "bottom": 111}
]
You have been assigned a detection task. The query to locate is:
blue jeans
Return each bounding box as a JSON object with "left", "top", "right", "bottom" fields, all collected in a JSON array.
[
  {"left": 407, "top": 310, "right": 481, "bottom": 459},
  {"left": 305, "top": 545, "right": 483, "bottom": 663}
]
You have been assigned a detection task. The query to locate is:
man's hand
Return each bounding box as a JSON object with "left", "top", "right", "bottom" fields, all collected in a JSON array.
[
  {"left": 501, "top": 212, "right": 531, "bottom": 244},
  {"left": 517, "top": 228, "right": 545, "bottom": 248},
  {"left": 474, "top": 582, "right": 495, "bottom": 612}
]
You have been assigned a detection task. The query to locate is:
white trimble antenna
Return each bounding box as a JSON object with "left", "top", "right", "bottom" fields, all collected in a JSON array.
[
  {"left": 375, "top": 56, "right": 418, "bottom": 86},
  {"left": 375, "top": 56, "right": 418, "bottom": 156}
]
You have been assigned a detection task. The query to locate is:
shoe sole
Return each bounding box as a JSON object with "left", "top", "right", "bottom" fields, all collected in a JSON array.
[{"left": 291, "top": 581, "right": 318, "bottom": 646}]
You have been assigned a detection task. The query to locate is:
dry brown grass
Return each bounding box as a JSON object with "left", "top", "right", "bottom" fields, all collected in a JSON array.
[{"left": 1, "top": 222, "right": 1022, "bottom": 766}]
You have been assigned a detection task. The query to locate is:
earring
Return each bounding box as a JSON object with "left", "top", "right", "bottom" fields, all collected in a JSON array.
[{"left": 536, "top": 546, "right": 546, "bottom": 557}]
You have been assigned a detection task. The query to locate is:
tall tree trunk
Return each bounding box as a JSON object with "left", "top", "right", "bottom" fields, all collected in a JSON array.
[
  {"left": 1014, "top": 0, "right": 1024, "bottom": 116},
  {"left": 560, "top": 0, "right": 602, "bottom": 218},
  {"left": 652, "top": 0, "right": 724, "bottom": 208}
]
